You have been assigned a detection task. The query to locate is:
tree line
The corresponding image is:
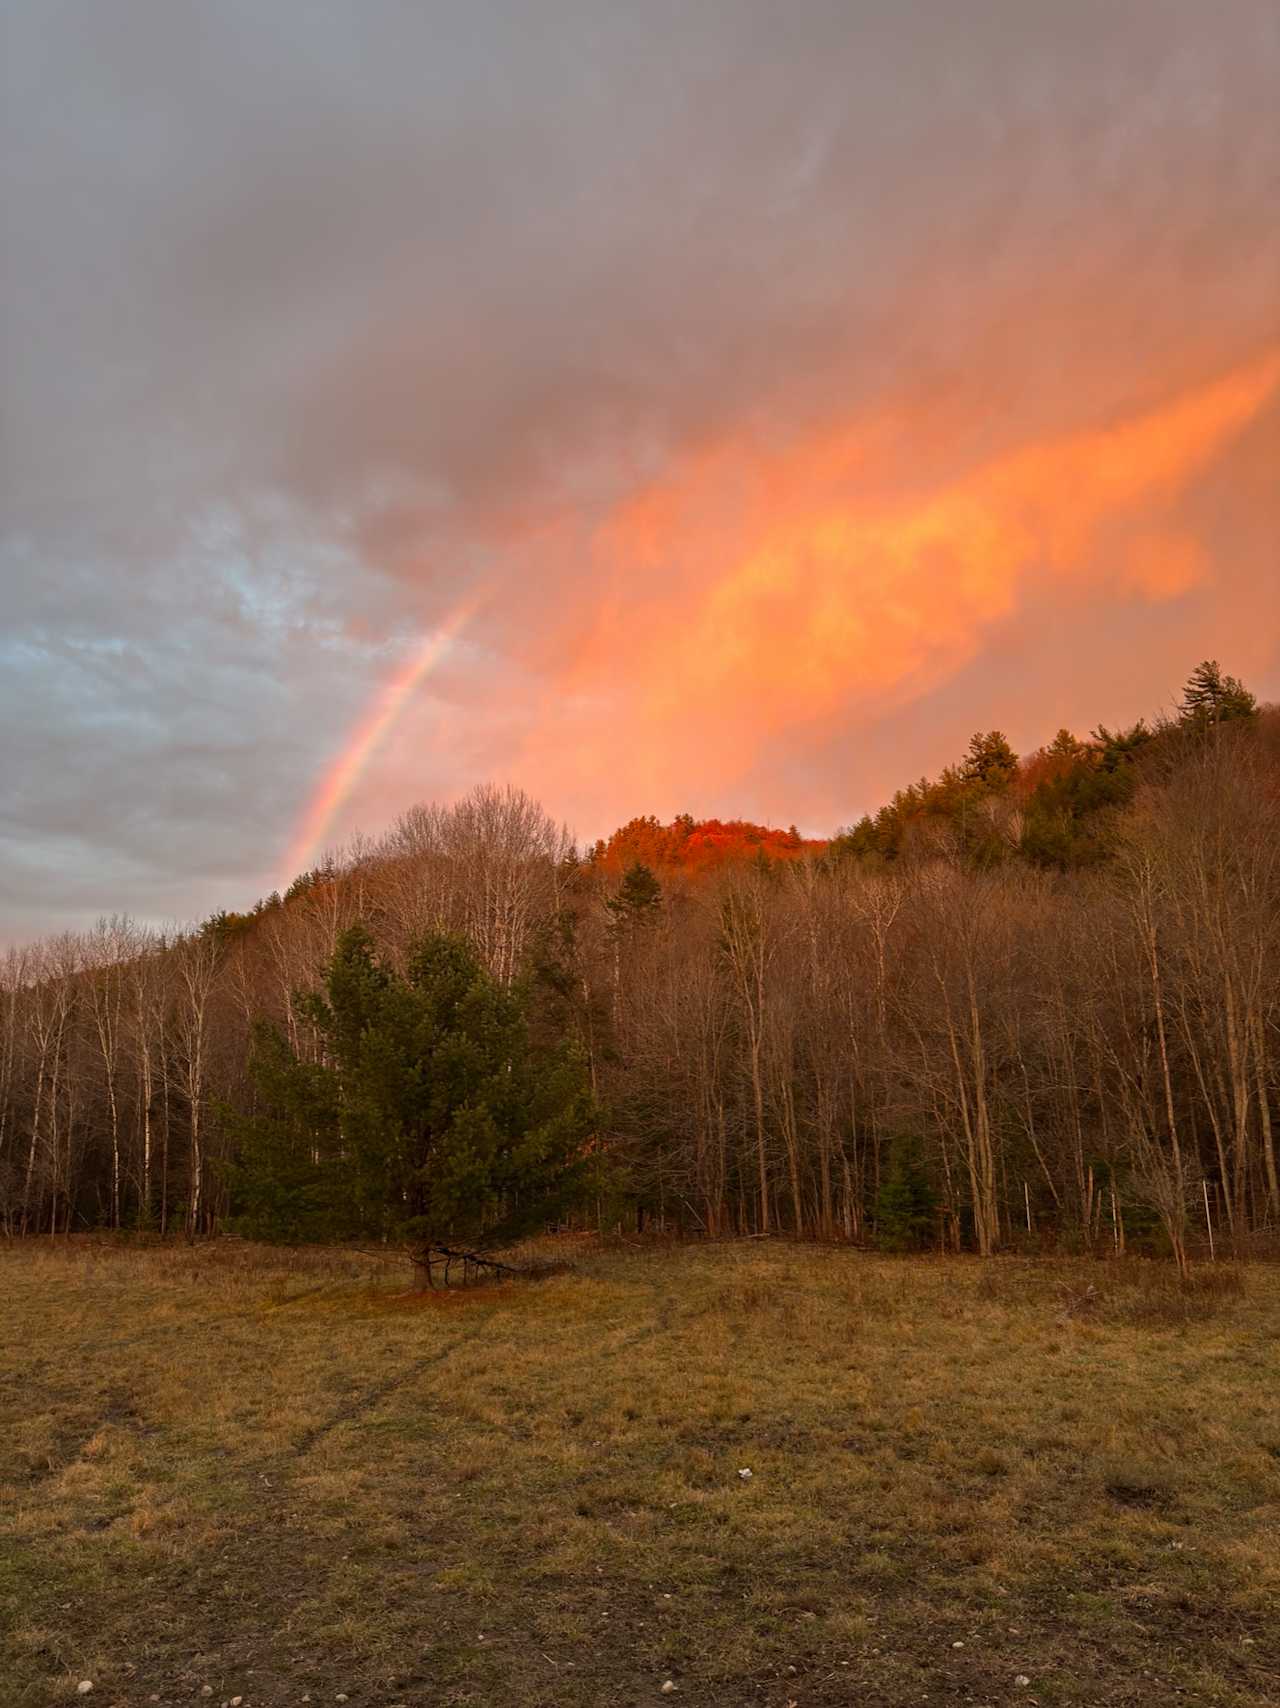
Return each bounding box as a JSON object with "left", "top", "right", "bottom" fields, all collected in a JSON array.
[{"left": 2, "top": 663, "right": 1277, "bottom": 1271}]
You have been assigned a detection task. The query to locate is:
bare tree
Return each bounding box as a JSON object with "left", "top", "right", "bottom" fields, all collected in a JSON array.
[
  {"left": 84, "top": 917, "right": 134, "bottom": 1227},
  {"left": 168, "top": 928, "right": 222, "bottom": 1238}
]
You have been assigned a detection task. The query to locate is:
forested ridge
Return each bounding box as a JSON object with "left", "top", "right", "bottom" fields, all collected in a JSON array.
[{"left": 3, "top": 661, "right": 1277, "bottom": 1269}]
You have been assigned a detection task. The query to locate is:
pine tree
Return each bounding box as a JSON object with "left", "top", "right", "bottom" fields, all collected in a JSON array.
[
  {"left": 229, "top": 926, "right": 596, "bottom": 1282},
  {"left": 1178, "top": 660, "right": 1257, "bottom": 727},
  {"left": 960, "top": 730, "right": 1019, "bottom": 790},
  {"left": 874, "top": 1141, "right": 938, "bottom": 1250},
  {"left": 1047, "top": 728, "right": 1088, "bottom": 762},
  {"left": 1092, "top": 719, "right": 1153, "bottom": 773},
  {"left": 605, "top": 862, "right": 663, "bottom": 934}
]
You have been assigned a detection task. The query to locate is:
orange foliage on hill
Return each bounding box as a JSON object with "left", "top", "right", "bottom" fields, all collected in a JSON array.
[
  {"left": 1011, "top": 730, "right": 1095, "bottom": 804},
  {"left": 590, "top": 814, "right": 825, "bottom": 876}
]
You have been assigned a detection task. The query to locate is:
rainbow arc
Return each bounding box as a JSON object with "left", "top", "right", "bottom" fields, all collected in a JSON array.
[{"left": 280, "top": 593, "right": 483, "bottom": 885}]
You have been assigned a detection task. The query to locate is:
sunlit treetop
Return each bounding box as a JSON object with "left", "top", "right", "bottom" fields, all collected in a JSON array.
[
  {"left": 1178, "top": 659, "right": 1258, "bottom": 727},
  {"left": 590, "top": 815, "right": 825, "bottom": 876}
]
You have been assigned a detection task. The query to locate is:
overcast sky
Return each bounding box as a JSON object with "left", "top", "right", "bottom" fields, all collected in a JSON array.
[{"left": 3, "top": 0, "right": 1278, "bottom": 940}]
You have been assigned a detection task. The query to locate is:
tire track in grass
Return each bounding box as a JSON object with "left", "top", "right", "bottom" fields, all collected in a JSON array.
[
  {"left": 207, "top": 1273, "right": 686, "bottom": 1704},
  {"left": 12, "top": 1259, "right": 682, "bottom": 1703},
  {"left": 161, "top": 1314, "right": 502, "bottom": 1705},
  {"left": 13, "top": 1305, "right": 500, "bottom": 1706},
  {"left": 7, "top": 1272, "right": 380, "bottom": 1372},
  {"left": 281, "top": 1317, "right": 492, "bottom": 1463}
]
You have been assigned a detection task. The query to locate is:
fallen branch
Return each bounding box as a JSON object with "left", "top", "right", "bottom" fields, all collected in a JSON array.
[
  {"left": 429, "top": 1243, "right": 520, "bottom": 1274},
  {"left": 408, "top": 1242, "right": 575, "bottom": 1287}
]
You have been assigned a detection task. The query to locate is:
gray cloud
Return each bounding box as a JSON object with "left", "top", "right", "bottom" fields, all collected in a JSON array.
[{"left": 2, "top": 0, "right": 1278, "bottom": 938}]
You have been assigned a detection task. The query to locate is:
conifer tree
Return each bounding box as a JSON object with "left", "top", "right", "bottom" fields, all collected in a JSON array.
[
  {"left": 874, "top": 1141, "right": 938, "bottom": 1250},
  {"left": 605, "top": 862, "right": 663, "bottom": 934},
  {"left": 230, "top": 926, "right": 596, "bottom": 1282},
  {"left": 1178, "top": 660, "right": 1257, "bottom": 727},
  {"left": 960, "top": 730, "right": 1019, "bottom": 789}
]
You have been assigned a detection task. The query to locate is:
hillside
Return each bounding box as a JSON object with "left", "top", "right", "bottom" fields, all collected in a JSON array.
[
  {"left": 832, "top": 658, "right": 1270, "bottom": 872},
  {"left": 2, "top": 662, "right": 1277, "bottom": 1265}
]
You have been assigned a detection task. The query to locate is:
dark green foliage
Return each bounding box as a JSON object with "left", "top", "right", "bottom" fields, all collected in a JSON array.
[
  {"left": 834, "top": 667, "right": 1258, "bottom": 878},
  {"left": 827, "top": 814, "right": 884, "bottom": 865},
  {"left": 283, "top": 860, "right": 337, "bottom": 905},
  {"left": 961, "top": 730, "right": 1019, "bottom": 790},
  {"left": 1019, "top": 741, "right": 1137, "bottom": 870},
  {"left": 1178, "top": 659, "right": 1257, "bottom": 727},
  {"left": 525, "top": 895, "right": 612, "bottom": 1074},
  {"left": 1017, "top": 810, "right": 1082, "bottom": 871},
  {"left": 874, "top": 1142, "right": 938, "bottom": 1251},
  {"left": 606, "top": 862, "right": 663, "bottom": 932},
  {"left": 200, "top": 909, "right": 253, "bottom": 946},
  {"left": 1045, "top": 727, "right": 1089, "bottom": 763},
  {"left": 230, "top": 926, "right": 597, "bottom": 1250},
  {"left": 1092, "top": 718, "right": 1154, "bottom": 773},
  {"left": 832, "top": 734, "right": 1019, "bottom": 869},
  {"left": 225, "top": 1028, "right": 345, "bottom": 1241}
]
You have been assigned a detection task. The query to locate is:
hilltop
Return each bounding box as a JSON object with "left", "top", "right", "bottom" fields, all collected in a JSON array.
[{"left": 589, "top": 814, "right": 824, "bottom": 876}]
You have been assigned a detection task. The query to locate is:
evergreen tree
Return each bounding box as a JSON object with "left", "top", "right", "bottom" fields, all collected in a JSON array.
[
  {"left": 1047, "top": 728, "right": 1088, "bottom": 762},
  {"left": 960, "top": 730, "right": 1019, "bottom": 790},
  {"left": 605, "top": 862, "right": 663, "bottom": 933},
  {"left": 230, "top": 926, "right": 596, "bottom": 1279},
  {"left": 1092, "top": 718, "right": 1153, "bottom": 773},
  {"left": 1178, "top": 660, "right": 1257, "bottom": 727},
  {"left": 874, "top": 1142, "right": 939, "bottom": 1251}
]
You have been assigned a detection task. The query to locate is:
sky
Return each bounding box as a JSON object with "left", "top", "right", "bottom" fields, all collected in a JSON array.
[{"left": 2, "top": 0, "right": 1278, "bottom": 941}]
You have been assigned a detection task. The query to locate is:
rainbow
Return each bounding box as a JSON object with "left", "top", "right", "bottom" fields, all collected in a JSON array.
[{"left": 280, "top": 594, "right": 483, "bottom": 884}]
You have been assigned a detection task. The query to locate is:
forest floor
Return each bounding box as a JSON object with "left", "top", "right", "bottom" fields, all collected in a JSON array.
[{"left": 2, "top": 1238, "right": 1278, "bottom": 1708}]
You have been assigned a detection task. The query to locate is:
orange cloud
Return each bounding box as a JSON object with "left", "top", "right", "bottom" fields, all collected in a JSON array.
[
  {"left": 1122, "top": 533, "right": 1209, "bottom": 601},
  {"left": 515, "top": 347, "right": 1280, "bottom": 806}
]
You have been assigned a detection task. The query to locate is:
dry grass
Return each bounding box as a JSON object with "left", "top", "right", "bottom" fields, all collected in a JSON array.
[{"left": 2, "top": 1239, "right": 1278, "bottom": 1707}]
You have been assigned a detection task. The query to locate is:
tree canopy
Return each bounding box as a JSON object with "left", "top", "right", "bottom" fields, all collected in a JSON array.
[
  {"left": 230, "top": 926, "right": 596, "bottom": 1261},
  {"left": 1178, "top": 659, "right": 1257, "bottom": 727}
]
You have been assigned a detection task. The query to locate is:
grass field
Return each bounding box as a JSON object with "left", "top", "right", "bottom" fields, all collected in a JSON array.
[{"left": 2, "top": 1239, "right": 1278, "bottom": 1708}]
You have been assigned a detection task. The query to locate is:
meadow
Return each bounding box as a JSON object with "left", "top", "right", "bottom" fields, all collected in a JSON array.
[{"left": 2, "top": 1239, "right": 1277, "bottom": 1707}]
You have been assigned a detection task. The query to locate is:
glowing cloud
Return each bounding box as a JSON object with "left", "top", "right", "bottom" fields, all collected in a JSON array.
[
  {"left": 280, "top": 594, "right": 484, "bottom": 883},
  {"left": 513, "top": 346, "right": 1280, "bottom": 815}
]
